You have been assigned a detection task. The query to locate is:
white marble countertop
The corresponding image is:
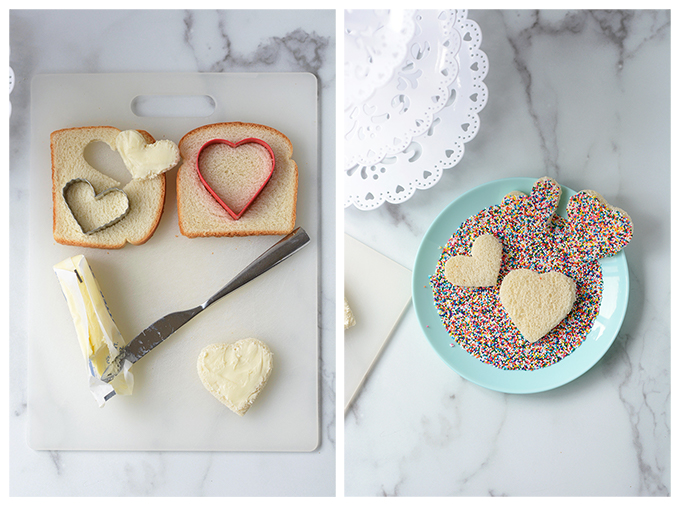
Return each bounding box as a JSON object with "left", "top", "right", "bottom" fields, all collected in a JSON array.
[
  {"left": 344, "top": 10, "right": 670, "bottom": 496},
  {"left": 9, "top": 9, "right": 335, "bottom": 496}
]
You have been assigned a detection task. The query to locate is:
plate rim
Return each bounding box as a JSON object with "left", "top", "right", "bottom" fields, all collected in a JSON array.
[{"left": 412, "top": 176, "right": 629, "bottom": 394}]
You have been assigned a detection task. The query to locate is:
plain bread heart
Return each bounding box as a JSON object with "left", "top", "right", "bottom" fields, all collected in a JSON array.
[
  {"left": 499, "top": 269, "right": 576, "bottom": 343},
  {"left": 115, "top": 130, "right": 180, "bottom": 180},
  {"left": 197, "top": 338, "right": 273, "bottom": 416},
  {"left": 445, "top": 234, "right": 503, "bottom": 287}
]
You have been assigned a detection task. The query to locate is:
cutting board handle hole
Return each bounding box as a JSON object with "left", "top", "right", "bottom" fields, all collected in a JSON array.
[{"left": 131, "top": 95, "right": 216, "bottom": 118}]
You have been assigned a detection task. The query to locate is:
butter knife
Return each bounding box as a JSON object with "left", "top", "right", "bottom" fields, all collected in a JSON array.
[{"left": 100, "top": 227, "right": 310, "bottom": 392}]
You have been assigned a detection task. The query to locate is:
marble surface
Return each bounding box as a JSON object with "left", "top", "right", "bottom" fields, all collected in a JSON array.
[
  {"left": 344, "top": 10, "right": 670, "bottom": 496},
  {"left": 9, "top": 10, "right": 335, "bottom": 496}
]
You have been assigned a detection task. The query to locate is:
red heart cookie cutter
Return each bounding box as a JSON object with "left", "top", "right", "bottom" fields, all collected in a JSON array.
[{"left": 196, "top": 137, "right": 275, "bottom": 220}]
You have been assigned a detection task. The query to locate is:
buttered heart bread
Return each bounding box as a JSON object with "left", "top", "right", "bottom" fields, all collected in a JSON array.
[
  {"left": 499, "top": 269, "right": 576, "bottom": 343},
  {"left": 115, "top": 129, "right": 180, "bottom": 180},
  {"left": 445, "top": 234, "right": 502, "bottom": 287},
  {"left": 197, "top": 338, "right": 273, "bottom": 416}
]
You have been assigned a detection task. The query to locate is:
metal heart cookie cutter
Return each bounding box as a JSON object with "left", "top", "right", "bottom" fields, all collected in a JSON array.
[
  {"left": 62, "top": 177, "right": 131, "bottom": 235},
  {"left": 195, "top": 137, "right": 275, "bottom": 220}
]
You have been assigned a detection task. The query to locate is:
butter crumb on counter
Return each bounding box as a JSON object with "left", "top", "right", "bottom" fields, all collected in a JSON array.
[{"left": 344, "top": 296, "right": 356, "bottom": 330}]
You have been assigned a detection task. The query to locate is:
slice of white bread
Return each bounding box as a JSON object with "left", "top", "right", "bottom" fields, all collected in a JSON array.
[
  {"left": 52, "top": 126, "right": 167, "bottom": 249},
  {"left": 499, "top": 269, "right": 576, "bottom": 343},
  {"left": 176, "top": 122, "right": 298, "bottom": 237}
]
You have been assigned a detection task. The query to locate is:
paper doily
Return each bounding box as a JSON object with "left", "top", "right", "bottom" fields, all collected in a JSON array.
[
  {"left": 345, "top": 9, "right": 462, "bottom": 169},
  {"left": 345, "top": 9, "right": 416, "bottom": 111},
  {"left": 345, "top": 10, "right": 488, "bottom": 210}
]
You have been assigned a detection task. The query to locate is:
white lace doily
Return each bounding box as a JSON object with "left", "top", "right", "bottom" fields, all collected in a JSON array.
[
  {"left": 345, "top": 10, "right": 489, "bottom": 210},
  {"left": 345, "top": 10, "right": 462, "bottom": 169},
  {"left": 344, "top": 9, "right": 416, "bottom": 111}
]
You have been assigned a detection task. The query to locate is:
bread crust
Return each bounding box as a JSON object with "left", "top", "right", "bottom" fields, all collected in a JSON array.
[
  {"left": 51, "top": 126, "right": 167, "bottom": 248},
  {"left": 176, "top": 122, "right": 298, "bottom": 237}
]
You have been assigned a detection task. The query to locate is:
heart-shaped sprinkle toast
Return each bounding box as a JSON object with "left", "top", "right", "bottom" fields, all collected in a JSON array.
[
  {"left": 62, "top": 178, "right": 130, "bottom": 235},
  {"left": 196, "top": 138, "right": 275, "bottom": 220},
  {"left": 565, "top": 190, "right": 634, "bottom": 262},
  {"left": 500, "top": 177, "right": 562, "bottom": 238},
  {"left": 197, "top": 338, "right": 273, "bottom": 416},
  {"left": 499, "top": 269, "right": 576, "bottom": 343},
  {"left": 445, "top": 234, "right": 503, "bottom": 287},
  {"left": 115, "top": 130, "right": 180, "bottom": 180}
]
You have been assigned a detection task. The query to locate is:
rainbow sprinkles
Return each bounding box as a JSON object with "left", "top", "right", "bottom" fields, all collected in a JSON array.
[{"left": 430, "top": 177, "right": 633, "bottom": 371}]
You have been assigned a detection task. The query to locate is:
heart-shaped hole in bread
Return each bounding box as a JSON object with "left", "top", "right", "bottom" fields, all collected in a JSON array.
[
  {"left": 196, "top": 138, "right": 275, "bottom": 220},
  {"left": 197, "top": 338, "right": 273, "bottom": 416},
  {"left": 499, "top": 269, "right": 576, "bottom": 343},
  {"left": 83, "top": 141, "right": 132, "bottom": 187}
]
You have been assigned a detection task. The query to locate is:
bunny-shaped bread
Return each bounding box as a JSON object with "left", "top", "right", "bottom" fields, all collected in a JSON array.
[{"left": 431, "top": 177, "right": 632, "bottom": 370}]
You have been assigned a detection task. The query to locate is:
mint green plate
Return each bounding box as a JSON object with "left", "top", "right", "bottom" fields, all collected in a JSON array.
[{"left": 412, "top": 177, "right": 629, "bottom": 394}]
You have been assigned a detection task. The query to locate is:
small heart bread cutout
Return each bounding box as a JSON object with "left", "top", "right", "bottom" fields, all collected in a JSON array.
[
  {"left": 196, "top": 138, "right": 275, "bottom": 220},
  {"left": 197, "top": 338, "right": 273, "bottom": 416},
  {"left": 115, "top": 130, "right": 180, "bottom": 180},
  {"left": 62, "top": 178, "right": 130, "bottom": 235},
  {"left": 499, "top": 269, "right": 576, "bottom": 343},
  {"left": 445, "top": 234, "right": 502, "bottom": 287}
]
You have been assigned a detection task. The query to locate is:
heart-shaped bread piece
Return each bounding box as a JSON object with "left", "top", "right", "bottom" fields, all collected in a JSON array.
[
  {"left": 197, "top": 338, "right": 273, "bottom": 416},
  {"left": 62, "top": 178, "right": 130, "bottom": 235},
  {"left": 499, "top": 269, "right": 576, "bottom": 343},
  {"left": 565, "top": 190, "right": 634, "bottom": 262},
  {"left": 500, "top": 177, "right": 562, "bottom": 238},
  {"left": 196, "top": 138, "right": 275, "bottom": 220},
  {"left": 445, "top": 234, "right": 503, "bottom": 287},
  {"left": 115, "top": 130, "right": 180, "bottom": 180}
]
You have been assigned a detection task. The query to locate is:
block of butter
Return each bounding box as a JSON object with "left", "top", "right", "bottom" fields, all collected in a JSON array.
[{"left": 54, "top": 254, "right": 133, "bottom": 406}]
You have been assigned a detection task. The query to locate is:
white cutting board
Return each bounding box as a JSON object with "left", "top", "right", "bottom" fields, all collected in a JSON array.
[
  {"left": 344, "top": 235, "right": 411, "bottom": 412},
  {"left": 28, "top": 73, "right": 319, "bottom": 451}
]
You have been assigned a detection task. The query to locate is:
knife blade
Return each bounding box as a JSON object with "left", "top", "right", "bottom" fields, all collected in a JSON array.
[{"left": 100, "top": 227, "right": 310, "bottom": 390}]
